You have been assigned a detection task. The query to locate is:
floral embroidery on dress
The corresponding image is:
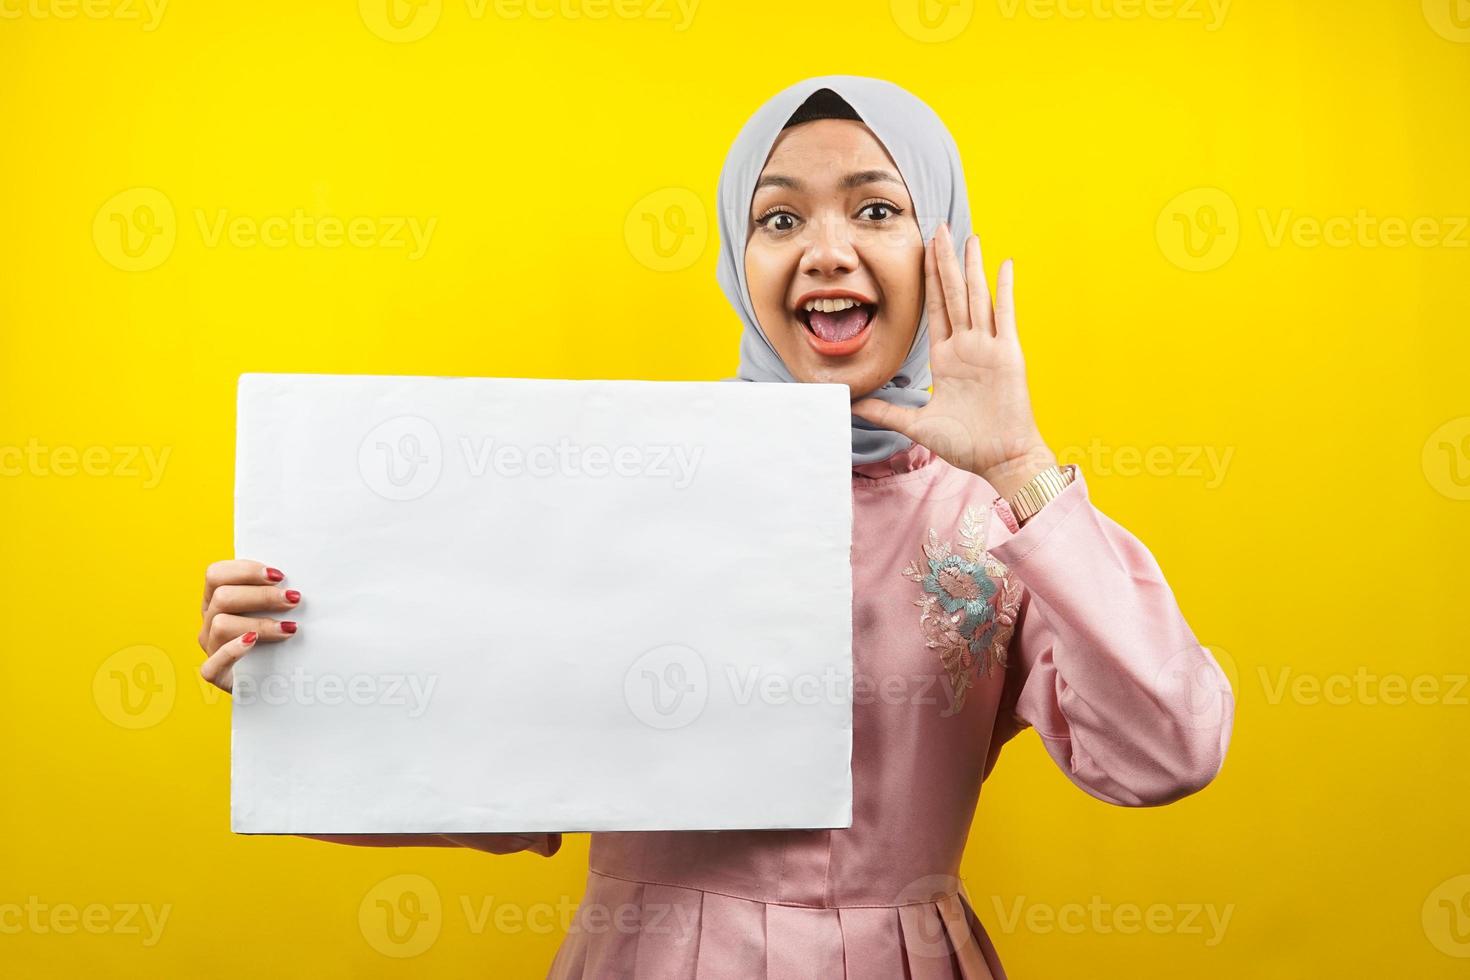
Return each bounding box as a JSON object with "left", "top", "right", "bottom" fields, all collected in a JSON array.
[{"left": 902, "top": 505, "right": 1024, "bottom": 716}]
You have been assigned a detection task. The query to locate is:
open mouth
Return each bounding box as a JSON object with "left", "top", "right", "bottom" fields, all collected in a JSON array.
[{"left": 795, "top": 297, "right": 879, "bottom": 356}]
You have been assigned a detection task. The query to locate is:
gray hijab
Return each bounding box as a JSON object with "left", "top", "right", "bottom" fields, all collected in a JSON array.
[{"left": 716, "top": 75, "right": 974, "bottom": 466}]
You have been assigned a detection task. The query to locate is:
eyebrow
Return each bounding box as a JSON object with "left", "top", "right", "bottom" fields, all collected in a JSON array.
[{"left": 753, "top": 169, "right": 906, "bottom": 193}]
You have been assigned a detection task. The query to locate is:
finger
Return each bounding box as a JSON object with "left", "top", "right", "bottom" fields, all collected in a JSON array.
[
  {"left": 964, "top": 234, "right": 995, "bottom": 337},
  {"left": 851, "top": 398, "right": 922, "bottom": 439},
  {"left": 206, "top": 584, "right": 302, "bottom": 620},
  {"left": 203, "top": 559, "right": 285, "bottom": 613},
  {"left": 202, "top": 585, "right": 301, "bottom": 650},
  {"left": 199, "top": 629, "right": 260, "bottom": 693},
  {"left": 995, "top": 258, "right": 1017, "bottom": 340},
  {"left": 933, "top": 222, "right": 972, "bottom": 332},
  {"left": 923, "top": 237, "right": 951, "bottom": 344},
  {"left": 443, "top": 834, "right": 549, "bottom": 855},
  {"left": 203, "top": 612, "right": 298, "bottom": 655}
]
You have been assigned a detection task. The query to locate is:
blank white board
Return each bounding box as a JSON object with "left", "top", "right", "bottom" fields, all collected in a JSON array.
[{"left": 231, "top": 373, "right": 853, "bottom": 834}]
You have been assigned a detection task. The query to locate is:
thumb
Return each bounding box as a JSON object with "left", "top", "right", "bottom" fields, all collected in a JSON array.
[{"left": 851, "top": 397, "right": 920, "bottom": 438}]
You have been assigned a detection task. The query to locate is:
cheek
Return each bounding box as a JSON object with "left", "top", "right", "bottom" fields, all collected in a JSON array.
[
  {"left": 874, "top": 248, "right": 924, "bottom": 334},
  {"left": 743, "top": 245, "right": 788, "bottom": 311}
]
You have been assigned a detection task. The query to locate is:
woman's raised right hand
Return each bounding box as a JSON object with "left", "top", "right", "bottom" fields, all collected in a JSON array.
[{"left": 197, "top": 559, "right": 301, "bottom": 693}]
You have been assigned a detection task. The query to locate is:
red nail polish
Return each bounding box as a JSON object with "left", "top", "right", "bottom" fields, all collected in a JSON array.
[
  {"left": 280, "top": 621, "right": 298, "bottom": 634},
  {"left": 265, "top": 567, "right": 284, "bottom": 582},
  {"left": 242, "top": 631, "right": 258, "bottom": 645},
  {"left": 285, "top": 590, "right": 301, "bottom": 604}
]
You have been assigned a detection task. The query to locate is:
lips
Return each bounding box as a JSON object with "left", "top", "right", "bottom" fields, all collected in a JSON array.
[{"left": 794, "top": 291, "right": 879, "bottom": 357}]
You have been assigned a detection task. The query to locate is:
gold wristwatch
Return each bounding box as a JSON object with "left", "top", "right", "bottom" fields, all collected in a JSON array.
[{"left": 1007, "top": 464, "right": 1073, "bottom": 526}]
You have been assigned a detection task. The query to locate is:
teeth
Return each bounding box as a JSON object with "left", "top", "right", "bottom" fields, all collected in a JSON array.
[{"left": 802, "top": 296, "right": 864, "bottom": 313}]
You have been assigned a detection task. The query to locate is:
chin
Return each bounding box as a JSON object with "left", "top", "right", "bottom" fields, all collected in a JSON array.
[
  {"left": 786, "top": 358, "right": 888, "bottom": 396},
  {"left": 782, "top": 313, "right": 903, "bottom": 393}
]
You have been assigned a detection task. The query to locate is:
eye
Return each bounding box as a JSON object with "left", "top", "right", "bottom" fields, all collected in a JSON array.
[
  {"left": 754, "top": 208, "right": 799, "bottom": 233},
  {"left": 859, "top": 200, "right": 904, "bottom": 222}
]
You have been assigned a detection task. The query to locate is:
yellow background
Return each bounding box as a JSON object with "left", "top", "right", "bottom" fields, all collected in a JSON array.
[{"left": 3, "top": 0, "right": 1468, "bottom": 976}]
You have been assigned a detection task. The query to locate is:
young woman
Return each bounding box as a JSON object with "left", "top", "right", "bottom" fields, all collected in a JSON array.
[{"left": 196, "top": 75, "right": 1234, "bottom": 979}]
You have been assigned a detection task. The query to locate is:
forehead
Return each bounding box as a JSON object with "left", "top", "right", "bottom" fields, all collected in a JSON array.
[{"left": 756, "top": 119, "right": 903, "bottom": 187}]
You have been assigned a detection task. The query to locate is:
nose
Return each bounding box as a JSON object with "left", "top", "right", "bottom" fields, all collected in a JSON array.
[{"left": 798, "top": 212, "right": 860, "bottom": 278}]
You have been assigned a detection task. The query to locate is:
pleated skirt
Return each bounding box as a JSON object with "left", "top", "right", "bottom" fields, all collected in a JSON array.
[{"left": 546, "top": 869, "right": 1005, "bottom": 979}]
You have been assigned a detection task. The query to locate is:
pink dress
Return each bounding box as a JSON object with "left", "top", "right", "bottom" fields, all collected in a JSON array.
[
  {"left": 535, "top": 444, "right": 1235, "bottom": 978},
  {"left": 318, "top": 443, "right": 1235, "bottom": 978}
]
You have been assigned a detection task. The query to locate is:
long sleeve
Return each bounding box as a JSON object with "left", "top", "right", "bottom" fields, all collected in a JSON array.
[
  {"left": 296, "top": 833, "right": 563, "bottom": 856},
  {"left": 983, "top": 464, "right": 1234, "bottom": 807}
]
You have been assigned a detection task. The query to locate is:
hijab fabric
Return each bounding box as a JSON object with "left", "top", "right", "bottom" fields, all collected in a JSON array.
[{"left": 715, "top": 75, "right": 974, "bottom": 466}]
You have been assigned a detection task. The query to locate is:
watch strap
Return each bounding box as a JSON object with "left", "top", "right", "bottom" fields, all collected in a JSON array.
[{"left": 1007, "top": 464, "right": 1073, "bottom": 525}]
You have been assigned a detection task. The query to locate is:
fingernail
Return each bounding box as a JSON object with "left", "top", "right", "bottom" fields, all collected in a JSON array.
[
  {"left": 280, "top": 621, "right": 298, "bottom": 634},
  {"left": 284, "top": 590, "right": 301, "bottom": 604},
  {"left": 265, "top": 567, "right": 284, "bottom": 582},
  {"left": 242, "top": 631, "right": 258, "bottom": 645}
]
